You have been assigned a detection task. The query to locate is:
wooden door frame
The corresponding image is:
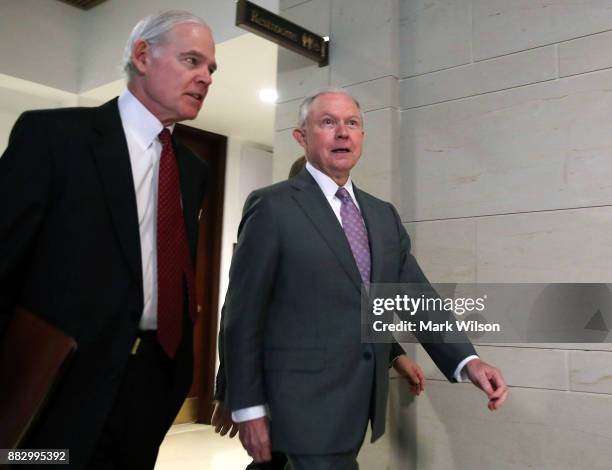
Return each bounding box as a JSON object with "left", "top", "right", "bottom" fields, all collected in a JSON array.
[{"left": 175, "top": 123, "right": 226, "bottom": 424}]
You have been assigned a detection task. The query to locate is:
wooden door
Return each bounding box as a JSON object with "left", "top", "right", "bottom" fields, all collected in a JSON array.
[{"left": 174, "top": 123, "right": 226, "bottom": 424}]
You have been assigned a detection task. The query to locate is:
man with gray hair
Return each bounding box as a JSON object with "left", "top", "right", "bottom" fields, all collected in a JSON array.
[
  {"left": 0, "top": 10, "right": 215, "bottom": 469},
  {"left": 223, "top": 87, "right": 508, "bottom": 469}
]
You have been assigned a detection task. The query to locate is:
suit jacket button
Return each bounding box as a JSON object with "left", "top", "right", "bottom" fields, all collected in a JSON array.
[{"left": 363, "top": 351, "right": 372, "bottom": 361}]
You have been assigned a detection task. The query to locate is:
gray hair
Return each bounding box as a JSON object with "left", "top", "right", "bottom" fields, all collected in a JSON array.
[
  {"left": 297, "top": 87, "right": 363, "bottom": 128},
  {"left": 122, "top": 10, "right": 209, "bottom": 77}
]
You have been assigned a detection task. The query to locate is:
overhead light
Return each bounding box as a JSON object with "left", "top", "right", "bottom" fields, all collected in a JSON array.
[{"left": 259, "top": 88, "right": 278, "bottom": 103}]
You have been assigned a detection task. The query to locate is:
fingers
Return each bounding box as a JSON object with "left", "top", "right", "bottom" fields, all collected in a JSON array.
[
  {"left": 212, "top": 403, "right": 227, "bottom": 434},
  {"left": 219, "top": 421, "right": 231, "bottom": 436},
  {"left": 486, "top": 369, "right": 508, "bottom": 410},
  {"left": 406, "top": 365, "right": 420, "bottom": 384},
  {"left": 219, "top": 420, "right": 239, "bottom": 437},
  {"left": 467, "top": 360, "right": 494, "bottom": 395},
  {"left": 415, "top": 366, "right": 425, "bottom": 394},
  {"left": 467, "top": 360, "right": 508, "bottom": 411},
  {"left": 476, "top": 372, "right": 495, "bottom": 397},
  {"left": 239, "top": 418, "right": 272, "bottom": 463},
  {"left": 489, "top": 368, "right": 507, "bottom": 392},
  {"left": 212, "top": 401, "right": 239, "bottom": 437},
  {"left": 394, "top": 356, "right": 426, "bottom": 396},
  {"left": 393, "top": 357, "right": 426, "bottom": 396},
  {"left": 408, "top": 365, "right": 425, "bottom": 395},
  {"left": 489, "top": 387, "right": 508, "bottom": 410},
  {"left": 229, "top": 423, "right": 239, "bottom": 438},
  {"left": 211, "top": 402, "right": 222, "bottom": 427}
]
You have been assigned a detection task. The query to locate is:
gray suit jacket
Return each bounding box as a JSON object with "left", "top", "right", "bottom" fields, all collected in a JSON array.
[{"left": 223, "top": 169, "right": 475, "bottom": 454}]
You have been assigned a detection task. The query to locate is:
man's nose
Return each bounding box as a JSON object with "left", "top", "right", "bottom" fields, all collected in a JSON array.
[
  {"left": 196, "top": 68, "right": 213, "bottom": 86},
  {"left": 335, "top": 122, "right": 349, "bottom": 138}
]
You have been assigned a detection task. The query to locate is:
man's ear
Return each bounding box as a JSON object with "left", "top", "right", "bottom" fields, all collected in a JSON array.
[
  {"left": 131, "top": 39, "right": 150, "bottom": 75},
  {"left": 292, "top": 128, "right": 306, "bottom": 148}
]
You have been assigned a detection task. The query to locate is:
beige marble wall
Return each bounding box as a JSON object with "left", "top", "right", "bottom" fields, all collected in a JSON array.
[
  {"left": 472, "top": 0, "right": 612, "bottom": 60},
  {"left": 381, "top": 379, "right": 612, "bottom": 470},
  {"left": 329, "top": 0, "right": 399, "bottom": 87},
  {"left": 559, "top": 29, "right": 612, "bottom": 77},
  {"left": 275, "top": 0, "right": 612, "bottom": 468},
  {"left": 401, "top": 70, "right": 612, "bottom": 221},
  {"left": 399, "top": 0, "right": 472, "bottom": 77},
  {"left": 394, "top": 0, "right": 612, "bottom": 467}
]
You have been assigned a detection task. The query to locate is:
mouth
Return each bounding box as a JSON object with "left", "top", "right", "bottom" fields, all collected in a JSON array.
[
  {"left": 331, "top": 147, "right": 351, "bottom": 154},
  {"left": 185, "top": 92, "right": 204, "bottom": 103}
]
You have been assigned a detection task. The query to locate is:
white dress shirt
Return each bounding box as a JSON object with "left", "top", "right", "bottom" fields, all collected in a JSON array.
[
  {"left": 232, "top": 163, "right": 476, "bottom": 422},
  {"left": 304, "top": 162, "right": 360, "bottom": 224},
  {"left": 117, "top": 90, "right": 174, "bottom": 330}
]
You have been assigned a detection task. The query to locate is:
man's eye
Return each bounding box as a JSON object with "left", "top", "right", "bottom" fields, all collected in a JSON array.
[
  {"left": 185, "top": 57, "right": 198, "bottom": 65},
  {"left": 322, "top": 118, "right": 333, "bottom": 125}
]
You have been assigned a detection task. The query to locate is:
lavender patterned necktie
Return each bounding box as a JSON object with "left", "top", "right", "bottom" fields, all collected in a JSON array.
[{"left": 336, "top": 187, "right": 371, "bottom": 285}]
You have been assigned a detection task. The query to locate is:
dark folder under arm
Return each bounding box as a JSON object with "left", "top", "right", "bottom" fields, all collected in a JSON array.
[{"left": 0, "top": 307, "right": 77, "bottom": 449}]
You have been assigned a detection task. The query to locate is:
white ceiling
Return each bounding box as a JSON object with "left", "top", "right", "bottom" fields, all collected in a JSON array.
[{"left": 0, "top": 32, "right": 278, "bottom": 147}]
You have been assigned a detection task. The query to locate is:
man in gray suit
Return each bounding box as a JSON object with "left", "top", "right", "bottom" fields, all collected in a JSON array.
[{"left": 223, "top": 87, "right": 508, "bottom": 469}]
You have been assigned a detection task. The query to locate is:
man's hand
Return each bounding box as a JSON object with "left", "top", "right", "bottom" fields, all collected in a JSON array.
[
  {"left": 211, "top": 401, "right": 239, "bottom": 438},
  {"left": 465, "top": 358, "right": 508, "bottom": 410},
  {"left": 393, "top": 354, "right": 425, "bottom": 396},
  {"left": 239, "top": 416, "right": 272, "bottom": 463}
]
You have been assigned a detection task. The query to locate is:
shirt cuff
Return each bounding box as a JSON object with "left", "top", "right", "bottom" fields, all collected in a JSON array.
[
  {"left": 390, "top": 353, "right": 403, "bottom": 367},
  {"left": 453, "top": 355, "right": 479, "bottom": 382},
  {"left": 231, "top": 405, "right": 267, "bottom": 423}
]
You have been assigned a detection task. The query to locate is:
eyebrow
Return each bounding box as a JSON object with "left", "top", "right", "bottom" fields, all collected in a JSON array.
[
  {"left": 180, "top": 50, "right": 217, "bottom": 72},
  {"left": 320, "top": 113, "right": 361, "bottom": 121}
]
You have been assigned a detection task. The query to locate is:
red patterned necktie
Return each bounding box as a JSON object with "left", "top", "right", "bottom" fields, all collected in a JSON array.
[
  {"left": 157, "top": 128, "right": 196, "bottom": 358},
  {"left": 336, "top": 187, "right": 371, "bottom": 285}
]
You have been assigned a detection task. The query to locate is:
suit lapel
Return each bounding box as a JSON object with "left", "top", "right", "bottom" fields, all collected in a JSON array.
[
  {"left": 354, "top": 186, "right": 384, "bottom": 284},
  {"left": 291, "top": 171, "right": 363, "bottom": 293},
  {"left": 90, "top": 98, "right": 142, "bottom": 284}
]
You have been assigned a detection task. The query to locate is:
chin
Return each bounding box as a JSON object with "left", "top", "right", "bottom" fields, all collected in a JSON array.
[
  {"left": 336, "top": 160, "right": 357, "bottom": 171},
  {"left": 180, "top": 110, "right": 199, "bottom": 121},
  {"left": 180, "top": 103, "right": 202, "bottom": 119}
]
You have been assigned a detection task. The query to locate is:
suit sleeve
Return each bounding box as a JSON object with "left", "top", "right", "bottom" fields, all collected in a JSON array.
[
  {"left": 0, "top": 112, "right": 53, "bottom": 334},
  {"left": 391, "top": 204, "right": 477, "bottom": 382},
  {"left": 223, "top": 191, "right": 280, "bottom": 411},
  {"left": 389, "top": 341, "right": 405, "bottom": 364}
]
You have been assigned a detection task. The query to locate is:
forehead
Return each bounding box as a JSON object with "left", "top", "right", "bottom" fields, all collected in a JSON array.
[
  {"left": 309, "top": 93, "right": 360, "bottom": 117},
  {"left": 165, "top": 22, "right": 214, "bottom": 51}
]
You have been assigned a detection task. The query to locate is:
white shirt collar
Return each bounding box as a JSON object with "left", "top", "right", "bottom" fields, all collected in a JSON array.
[
  {"left": 118, "top": 89, "right": 175, "bottom": 150},
  {"left": 305, "top": 161, "right": 359, "bottom": 206}
]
